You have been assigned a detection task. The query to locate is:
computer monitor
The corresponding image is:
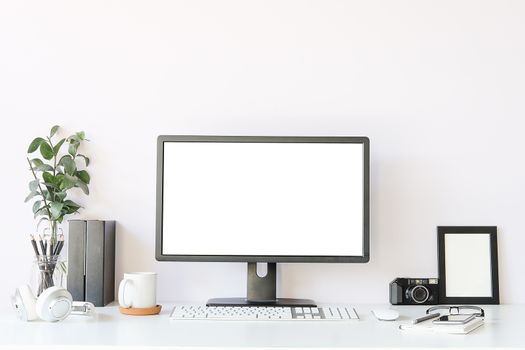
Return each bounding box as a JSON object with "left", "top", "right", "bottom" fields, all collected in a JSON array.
[{"left": 156, "top": 136, "right": 370, "bottom": 306}]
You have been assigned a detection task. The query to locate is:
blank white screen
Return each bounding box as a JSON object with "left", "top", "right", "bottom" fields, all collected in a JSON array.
[{"left": 162, "top": 142, "right": 364, "bottom": 256}]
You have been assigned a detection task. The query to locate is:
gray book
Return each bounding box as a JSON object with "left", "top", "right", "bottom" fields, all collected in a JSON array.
[
  {"left": 67, "top": 220, "right": 87, "bottom": 301},
  {"left": 85, "top": 220, "right": 116, "bottom": 306}
]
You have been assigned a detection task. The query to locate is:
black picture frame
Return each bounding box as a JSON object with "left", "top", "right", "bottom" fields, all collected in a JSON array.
[{"left": 437, "top": 226, "right": 499, "bottom": 304}]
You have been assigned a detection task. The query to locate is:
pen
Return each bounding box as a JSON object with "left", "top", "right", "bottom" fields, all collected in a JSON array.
[{"left": 411, "top": 312, "right": 440, "bottom": 324}]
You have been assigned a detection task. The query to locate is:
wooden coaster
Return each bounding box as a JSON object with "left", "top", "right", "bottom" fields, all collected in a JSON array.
[{"left": 119, "top": 305, "right": 162, "bottom": 316}]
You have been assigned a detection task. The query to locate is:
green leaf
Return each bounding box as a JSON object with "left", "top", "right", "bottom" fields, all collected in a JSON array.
[
  {"left": 68, "top": 141, "right": 79, "bottom": 157},
  {"left": 60, "top": 174, "right": 77, "bottom": 190},
  {"left": 62, "top": 156, "right": 76, "bottom": 175},
  {"left": 49, "top": 202, "right": 64, "bottom": 220},
  {"left": 36, "top": 163, "right": 54, "bottom": 172},
  {"left": 76, "top": 180, "right": 90, "bottom": 195},
  {"left": 50, "top": 125, "right": 60, "bottom": 138},
  {"left": 64, "top": 200, "right": 81, "bottom": 214},
  {"left": 43, "top": 190, "right": 52, "bottom": 201},
  {"left": 65, "top": 206, "right": 80, "bottom": 214},
  {"left": 65, "top": 207, "right": 78, "bottom": 214},
  {"left": 67, "top": 135, "right": 79, "bottom": 143},
  {"left": 31, "top": 158, "right": 53, "bottom": 171},
  {"left": 39, "top": 141, "right": 54, "bottom": 160},
  {"left": 34, "top": 206, "right": 49, "bottom": 219},
  {"left": 29, "top": 180, "right": 40, "bottom": 192},
  {"left": 76, "top": 131, "right": 86, "bottom": 140},
  {"left": 42, "top": 182, "right": 58, "bottom": 189},
  {"left": 58, "top": 154, "right": 72, "bottom": 165},
  {"left": 31, "top": 158, "right": 44, "bottom": 167},
  {"left": 53, "top": 138, "right": 65, "bottom": 156},
  {"left": 77, "top": 154, "right": 90, "bottom": 167},
  {"left": 24, "top": 191, "right": 39, "bottom": 202},
  {"left": 32, "top": 200, "right": 42, "bottom": 214},
  {"left": 42, "top": 172, "right": 56, "bottom": 185},
  {"left": 76, "top": 170, "right": 90, "bottom": 184},
  {"left": 32, "top": 158, "right": 53, "bottom": 172},
  {"left": 54, "top": 191, "right": 67, "bottom": 202},
  {"left": 27, "top": 137, "right": 45, "bottom": 153}
]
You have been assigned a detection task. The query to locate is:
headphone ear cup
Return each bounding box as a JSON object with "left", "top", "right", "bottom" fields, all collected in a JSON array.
[
  {"left": 35, "top": 287, "right": 73, "bottom": 322},
  {"left": 12, "top": 285, "right": 38, "bottom": 321}
]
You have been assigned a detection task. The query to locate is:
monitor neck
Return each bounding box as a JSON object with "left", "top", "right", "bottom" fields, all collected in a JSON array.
[
  {"left": 206, "top": 262, "right": 317, "bottom": 307},
  {"left": 247, "top": 262, "right": 276, "bottom": 302}
]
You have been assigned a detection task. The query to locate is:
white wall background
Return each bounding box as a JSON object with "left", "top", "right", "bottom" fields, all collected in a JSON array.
[{"left": 1, "top": 0, "right": 524, "bottom": 305}]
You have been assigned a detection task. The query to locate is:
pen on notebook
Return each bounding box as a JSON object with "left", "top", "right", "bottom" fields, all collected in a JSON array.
[
  {"left": 30, "top": 234, "right": 40, "bottom": 256},
  {"left": 411, "top": 313, "right": 440, "bottom": 324}
]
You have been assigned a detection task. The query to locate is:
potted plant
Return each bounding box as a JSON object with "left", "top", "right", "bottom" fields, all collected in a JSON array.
[{"left": 25, "top": 125, "right": 90, "bottom": 294}]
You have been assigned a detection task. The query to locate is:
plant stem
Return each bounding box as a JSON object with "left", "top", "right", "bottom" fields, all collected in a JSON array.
[
  {"left": 27, "top": 157, "right": 53, "bottom": 229},
  {"left": 46, "top": 137, "right": 59, "bottom": 245},
  {"left": 50, "top": 220, "right": 57, "bottom": 246},
  {"left": 47, "top": 137, "right": 57, "bottom": 193}
]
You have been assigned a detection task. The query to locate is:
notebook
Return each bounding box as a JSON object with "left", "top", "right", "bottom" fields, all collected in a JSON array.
[{"left": 399, "top": 317, "right": 484, "bottom": 334}]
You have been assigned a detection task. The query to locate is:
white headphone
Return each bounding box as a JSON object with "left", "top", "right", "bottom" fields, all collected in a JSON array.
[{"left": 11, "top": 285, "right": 95, "bottom": 322}]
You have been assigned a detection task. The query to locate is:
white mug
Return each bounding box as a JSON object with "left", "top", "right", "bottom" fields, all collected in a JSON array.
[{"left": 118, "top": 272, "right": 157, "bottom": 309}]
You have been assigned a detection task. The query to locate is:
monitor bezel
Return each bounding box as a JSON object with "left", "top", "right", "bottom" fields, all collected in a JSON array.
[{"left": 155, "top": 135, "right": 370, "bottom": 263}]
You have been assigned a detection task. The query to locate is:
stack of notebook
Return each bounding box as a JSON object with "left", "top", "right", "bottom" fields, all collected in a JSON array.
[{"left": 399, "top": 317, "right": 484, "bottom": 334}]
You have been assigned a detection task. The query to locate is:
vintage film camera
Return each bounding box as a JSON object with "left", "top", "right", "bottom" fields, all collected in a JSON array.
[{"left": 389, "top": 278, "right": 439, "bottom": 305}]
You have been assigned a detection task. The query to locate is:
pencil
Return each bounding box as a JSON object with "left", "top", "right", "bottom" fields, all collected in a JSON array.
[
  {"left": 41, "top": 234, "right": 48, "bottom": 255},
  {"left": 30, "top": 234, "right": 40, "bottom": 256},
  {"left": 46, "top": 236, "right": 51, "bottom": 256},
  {"left": 37, "top": 235, "right": 45, "bottom": 256},
  {"left": 54, "top": 235, "right": 64, "bottom": 256}
]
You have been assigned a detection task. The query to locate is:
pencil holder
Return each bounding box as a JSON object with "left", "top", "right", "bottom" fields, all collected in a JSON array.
[{"left": 30, "top": 255, "right": 66, "bottom": 297}]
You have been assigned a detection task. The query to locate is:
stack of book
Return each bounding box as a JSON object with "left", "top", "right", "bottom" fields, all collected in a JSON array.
[{"left": 67, "top": 220, "right": 116, "bottom": 307}]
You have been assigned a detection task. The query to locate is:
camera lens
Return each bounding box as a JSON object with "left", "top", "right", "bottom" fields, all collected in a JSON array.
[{"left": 408, "top": 285, "right": 429, "bottom": 304}]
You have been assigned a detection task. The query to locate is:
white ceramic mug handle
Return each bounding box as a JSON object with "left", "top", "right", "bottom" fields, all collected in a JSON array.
[{"left": 118, "top": 279, "right": 133, "bottom": 308}]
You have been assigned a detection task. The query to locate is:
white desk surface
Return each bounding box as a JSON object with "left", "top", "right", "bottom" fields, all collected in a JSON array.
[{"left": 0, "top": 303, "right": 524, "bottom": 349}]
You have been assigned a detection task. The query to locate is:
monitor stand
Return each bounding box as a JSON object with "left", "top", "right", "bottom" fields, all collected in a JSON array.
[{"left": 206, "top": 262, "right": 317, "bottom": 307}]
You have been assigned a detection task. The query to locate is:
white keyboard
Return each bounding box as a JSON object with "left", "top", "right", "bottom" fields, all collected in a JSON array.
[{"left": 170, "top": 305, "right": 359, "bottom": 321}]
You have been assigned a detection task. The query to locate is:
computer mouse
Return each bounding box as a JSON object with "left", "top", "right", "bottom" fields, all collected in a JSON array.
[{"left": 371, "top": 309, "right": 400, "bottom": 321}]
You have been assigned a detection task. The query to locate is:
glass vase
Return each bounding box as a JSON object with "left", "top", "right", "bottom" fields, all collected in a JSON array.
[{"left": 30, "top": 255, "right": 66, "bottom": 297}]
